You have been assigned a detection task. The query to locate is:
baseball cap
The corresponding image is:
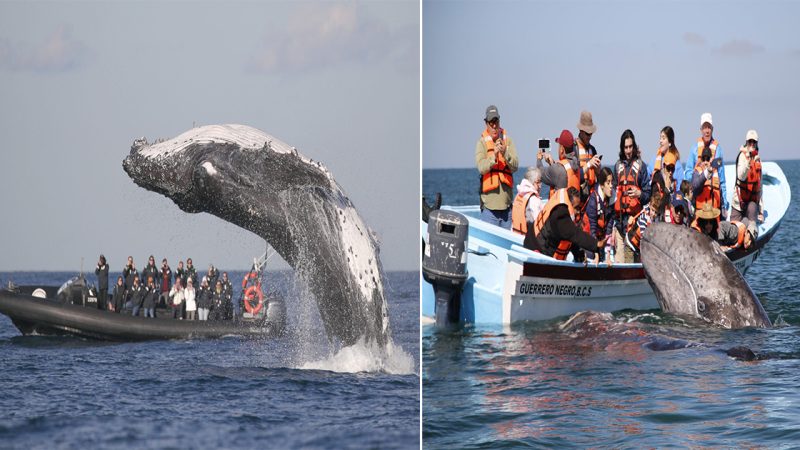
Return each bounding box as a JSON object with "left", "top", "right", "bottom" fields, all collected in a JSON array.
[
  {"left": 746, "top": 129, "right": 759, "bottom": 142},
  {"left": 555, "top": 129, "right": 575, "bottom": 150},
  {"left": 485, "top": 105, "right": 500, "bottom": 122}
]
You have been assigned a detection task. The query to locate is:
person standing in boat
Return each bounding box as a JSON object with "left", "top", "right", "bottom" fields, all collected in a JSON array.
[
  {"left": 731, "top": 129, "right": 763, "bottom": 228},
  {"left": 158, "top": 258, "right": 172, "bottom": 310},
  {"left": 683, "top": 113, "right": 728, "bottom": 219},
  {"left": 583, "top": 167, "right": 615, "bottom": 265},
  {"left": 142, "top": 276, "right": 158, "bottom": 318},
  {"left": 211, "top": 280, "right": 225, "bottom": 321},
  {"left": 94, "top": 254, "right": 109, "bottom": 311},
  {"left": 197, "top": 277, "right": 213, "bottom": 321},
  {"left": 475, "top": 104, "right": 519, "bottom": 228},
  {"left": 111, "top": 276, "right": 125, "bottom": 313},
  {"left": 185, "top": 258, "right": 198, "bottom": 288},
  {"left": 221, "top": 272, "right": 236, "bottom": 320},
  {"left": 511, "top": 167, "right": 544, "bottom": 236},
  {"left": 169, "top": 278, "right": 185, "bottom": 319},
  {"left": 122, "top": 256, "right": 138, "bottom": 292},
  {"left": 141, "top": 255, "right": 158, "bottom": 291},
  {"left": 691, "top": 147, "right": 722, "bottom": 221},
  {"left": 613, "top": 129, "right": 651, "bottom": 264},
  {"left": 575, "top": 110, "right": 603, "bottom": 200},
  {"left": 206, "top": 264, "right": 219, "bottom": 289},
  {"left": 537, "top": 129, "right": 581, "bottom": 192},
  {"left": 174, "top": 260, "right": 186, "bottom": 287},
  {"left": 128, "top": 276, "right": 145, "bottom": 316},
  {"left": 523, "top": 187, "right": 606, "bottom": 260},
  {"left": 184, "top": 277, "right": 197, "bottom": 321}
]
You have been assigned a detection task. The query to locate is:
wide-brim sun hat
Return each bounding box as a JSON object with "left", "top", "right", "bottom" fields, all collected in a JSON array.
[
  {"left": 577, "top": 110, "right": 597, "bottom": 134},
  {"left": 695, "top": 204, "right": 720, "bottom": 220}
]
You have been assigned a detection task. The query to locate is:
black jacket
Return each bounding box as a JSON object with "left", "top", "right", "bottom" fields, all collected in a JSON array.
[
  {"left": 95, "top": 264, "right": 109, "bottom": 290},
  {"left": 129, "top": 285, "right": 145, "bottom": 308},
  {"left": 197, "top": 287, "right": 214, "bottom": 309},
  {"left": 141, "top": 264, "right": 159, "bottom": 286},
  {"left": 123, "top": 265, "right": 139, "bottom": 291},
  {"left": 112, "top": 284, "right": 125, "bottom": 310},
  {"left": 158, "top": 266, "right": 172, "bottom": 293},
  {"left": 524, "top": 204, "right": 598, "bottom": 257},
  {"left": 175, "top": 268, "right": 186, "bottom": 287},
  {"left": 142, "top": 286, "right": 158, "bottom": 309}
]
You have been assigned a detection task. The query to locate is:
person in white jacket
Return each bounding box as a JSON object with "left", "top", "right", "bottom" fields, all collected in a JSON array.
[
  {"left": 184, "top": 278, "right": 197, "bottom": 321},
  {"left": 510, "top": 167, "right": 544, "bottom": 235},
  {"left": 169, "top": 278, "right": 185, "bottom": 319}
]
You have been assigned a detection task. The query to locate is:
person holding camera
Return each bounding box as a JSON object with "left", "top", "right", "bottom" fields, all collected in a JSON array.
[
  {"left": 691, "top": 146, "right": 722, "bottom": 215},
  {"left": 731, "top": 129, "right": 763, "bottom": 227},
  {"left": 683, "top": 113, "right": 728, "bottom": 219},
  {"left": 537, "top": 129, "right": 581, "bottom": 192},
  {"left": 475, "top": 105, "right": 519, "bottom": 228},
  {"left": 94, "top": 254, "right": 109, "bottom": 310}
]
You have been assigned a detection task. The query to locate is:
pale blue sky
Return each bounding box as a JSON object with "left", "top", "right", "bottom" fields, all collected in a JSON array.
[
  {"left": 424, "top": 0, "right": 800, "bottom": 169},
  {"left": 0, "top": 1, "right": 419, "bottom": 271}
]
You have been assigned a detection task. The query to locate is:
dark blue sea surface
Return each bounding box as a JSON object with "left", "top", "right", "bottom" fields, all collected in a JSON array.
[
  {"left": 423, "top": 161, "right": 800, "bottom": 448},
  {"left": 0, "top": 270, "right": 419, "bottom": 450}
]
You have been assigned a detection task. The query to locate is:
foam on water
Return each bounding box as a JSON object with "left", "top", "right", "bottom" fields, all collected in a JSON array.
[{"left": 299, "top": 337, "right": 415, "bottom": 375}]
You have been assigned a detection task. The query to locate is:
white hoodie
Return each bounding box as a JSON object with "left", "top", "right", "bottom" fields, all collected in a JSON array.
[
  {"left": 184, "top": 286, "right": 197, "bottom": 312},
  {"left": 516, "top": 178, "right": 544, "bottom": 223}
]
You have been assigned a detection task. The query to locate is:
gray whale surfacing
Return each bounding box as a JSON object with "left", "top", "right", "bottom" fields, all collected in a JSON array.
[
  {"left": 122, "top": 124, "right": 389, "bottom": 348},
  {"left": 640, "top": 222, "right": 770, "bottom": 329}
]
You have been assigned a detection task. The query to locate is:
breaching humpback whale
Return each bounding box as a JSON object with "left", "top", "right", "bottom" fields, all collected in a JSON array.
[
  {"left": 640, "top": 222, "right": 771, "bottom": 329},
  {"left": 122, "top": 124, "right": 389, "bottom": 347}
]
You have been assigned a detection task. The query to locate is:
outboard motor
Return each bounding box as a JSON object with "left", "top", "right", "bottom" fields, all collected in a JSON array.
[
  {"left": 56, "top": 275, "right": 89, "bottom": 306},
  {"left": 422, "top": 210, "right": 468, "bottom": 325},
  {"left": 265, "top": 297, "right": 287, "bottom": 336}
]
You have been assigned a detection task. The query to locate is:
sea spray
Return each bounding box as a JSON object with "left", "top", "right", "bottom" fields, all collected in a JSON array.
[{"left": 299, "top": 337, "right": 415, "bottom": 375}]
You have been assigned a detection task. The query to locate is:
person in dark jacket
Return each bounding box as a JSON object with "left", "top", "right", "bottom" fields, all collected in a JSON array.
[
  {"left": 158, "top": 258, "right": 172, "bottom": 309},
  {"left": 94, "top": 254, "right": 109, "bottom": 310},
  {"left": 185, "top": 258, "right": 198, "bottom": 288},
  {"left": 211, "top": 280, "right": 225, "bottom": 321},
  {"left": 141, "top": 255, "right": 158, "bottom": 290},
  {"left": 123, "top": 256, "right": 138, "bottom": 292},
  {"left": 142, "top": 277, "right": 158, "bottom": 318},
  {"left": 126, "top": 276, "right": 144, "bottom": 316},
  {"left": 221, "top": 272, "right": 235, "bottom": 320},
  {"left": 524, "top": 187, "right": 606, "bottom": 259},
  {"left": 583, "top": 167, "right": 615, "bottom": 265},
  {"left": 206, "top": 264, "right": 219, "bottom": 289},
  {"left": 174, "top": 260, "right": 186, "bottom": 287},
  {"left": 197, "top": 277, "right": 213, "bottom": 321},
  {"left": 111, "top": 276, "right": 125, "bottom": 313}
]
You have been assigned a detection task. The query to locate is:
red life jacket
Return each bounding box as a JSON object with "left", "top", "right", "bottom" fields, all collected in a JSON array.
[
  {"left": 534, "top": 188, "right": 576, "bottom": 260},
  {"left": 480, "top": 128, "right": 512, "bottom": 193},
  {"left": 614, "top": 159, "right": 643, "bottom": 217},
  {"left": 577, "top": 140, "right": 597, "bottom": 189},
  {"left": 511, "top": 191, "right": 535, "bottom": 235},
  {"left": 735, "top": 149, "right": 762, "bottom": 204}
]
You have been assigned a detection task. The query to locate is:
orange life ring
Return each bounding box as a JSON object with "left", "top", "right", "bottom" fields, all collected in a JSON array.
[{"left": 243, "top": 285, "right": 264, "bottom": 315}]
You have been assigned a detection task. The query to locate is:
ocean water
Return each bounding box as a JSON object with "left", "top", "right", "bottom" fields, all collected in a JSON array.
[
  {"left": 423, "top": 160, "right": 800, "bottom": 448},
  {"left": 0, "top": 270, "right": 419, "bottom": 450}
]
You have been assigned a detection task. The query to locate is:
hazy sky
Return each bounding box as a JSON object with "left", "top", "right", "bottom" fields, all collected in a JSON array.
[
  {"left": 424, "top": 0, "right": 800, "bottom": 169},
  {"left": 0, "top": 1, "right": 419, "bottom": 271}
]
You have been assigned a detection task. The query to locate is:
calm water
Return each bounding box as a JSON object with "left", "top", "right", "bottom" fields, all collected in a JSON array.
[
  {"left": 423, "top": 160, "right": 800, "bottom": 448},
  {"left": 0, "top": 270, "right": 419, "bottom": 450}
]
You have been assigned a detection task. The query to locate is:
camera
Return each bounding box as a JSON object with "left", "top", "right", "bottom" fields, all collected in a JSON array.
[{"left": 538, "top": 139, "right": 550, "bottom": 150}]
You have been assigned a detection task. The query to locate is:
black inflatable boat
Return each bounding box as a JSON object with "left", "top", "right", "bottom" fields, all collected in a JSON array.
[{"left": 0, "top": 280, "right": 286, "bottom": 341}]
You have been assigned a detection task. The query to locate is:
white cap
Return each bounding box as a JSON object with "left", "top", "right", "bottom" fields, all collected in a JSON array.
[
  {"left": 746, "top": 129, "right": 758, "bottom": 142},
  {"left": 700, "top": 112, "right": 713, "bottom": 126}
]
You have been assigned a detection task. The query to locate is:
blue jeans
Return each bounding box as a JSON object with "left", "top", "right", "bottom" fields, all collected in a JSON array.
[
  {"left": 144, "top": 308, "right": 155, "bottom": 318},
  {"left": 480, "top": 207, "right": 511, "bottom": 229},
  {"left": 132, "top": 305, "right": 141, "bottom": 317}
]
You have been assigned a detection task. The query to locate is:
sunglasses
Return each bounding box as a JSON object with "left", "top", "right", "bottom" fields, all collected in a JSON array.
[{"left": 665, "top": 164, "right": 675, "bottom": 172}]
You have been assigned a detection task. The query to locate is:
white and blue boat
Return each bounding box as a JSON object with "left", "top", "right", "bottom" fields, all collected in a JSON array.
[{"left": 422, "top": 162, "right": 790, "bottom": 325}]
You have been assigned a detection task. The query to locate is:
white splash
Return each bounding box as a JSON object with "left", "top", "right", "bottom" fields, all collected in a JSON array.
[
  {"left": 201, "top": 161, "right": 217, "bottom": 176},
  {"left": 299, "top": 338, "right": 415, "bottom": 375}
]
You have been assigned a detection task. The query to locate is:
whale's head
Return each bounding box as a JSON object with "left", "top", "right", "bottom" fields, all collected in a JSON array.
[{"left": 123, "top": 124, "right": 390, "bottom": 348}]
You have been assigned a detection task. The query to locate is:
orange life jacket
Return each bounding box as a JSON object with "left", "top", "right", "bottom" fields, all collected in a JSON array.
[
  {"left": 480, "top": 128, "right": 513, "bottom": 193},
  {"left": 577, "top": 140, "right": 597, "bottom": 189},
  {"left": 727, "top": 221, "right": 748, "bottom": 250},
  {"left": 559, "top": 158, "right": 580, "bottom": 191},
  {"left": 735, "top": 149, "right": 762, "bottom": 204},
  {"left": 614, "top": 159, "right": 643, "bottom": 217},
  {"left": 626, "top": 209, "right": 645, "bottom": 251},
  {"left": 694, "top": 162, "right": 721, "bottom": 211},
  {"left": 511, "top": 191, "right": 535, "bottom": 235},
  {"left": 653, "top": 148, "right": 666, "bottom": 174},
  {"left": 533, "top": 188, "right": 576, "bottom": 260}
]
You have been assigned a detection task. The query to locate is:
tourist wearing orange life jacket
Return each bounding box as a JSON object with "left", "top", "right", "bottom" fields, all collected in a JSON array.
[
  {"left": 690, "top": 204, "right": 755, "bottom": 251},
  {"left": 683, "top": 113, "right": 729, "bottom": 219},
  {"left": 511, "top": 167, "right": 544, "bottom": 236},
  {"left": 691, "top": 147, "right": 722, "bottom": 215},
  {"left": 690, "top": 203, "right": 721, "bottom": 240},
  {"left": 625, "top": 189, "right": 665, "bottom": 260},
  {"left": 475, "top": 105, "right": 519, "bottom": 228},
  {"left": 613, "top": 129, "right": 651, "bottom": 263},
  {"left": 651, "top": 126, "right": 684, "bottom": 186},
  {"left": 651, "top": 150, "right": 679, "bottom": 222},
  {"left": 731, "top": 129, "right": 764, "bottom": 227},
  {"left": 582, "top": 167, "right": 615, "bottom": 265},
  {"left": 523, "top": 187, "right": 606, "bottom": 261},
  {"left": 575, "top": 110, "right": 602, "bottom": 198}
]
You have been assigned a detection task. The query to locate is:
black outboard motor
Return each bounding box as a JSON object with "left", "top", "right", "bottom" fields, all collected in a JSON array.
[
  {"left": 422, "top": 210, "right": 468, "bottom": 325},
  {"left": 56, "top": 275, "right": 89, "bottom": 306}
]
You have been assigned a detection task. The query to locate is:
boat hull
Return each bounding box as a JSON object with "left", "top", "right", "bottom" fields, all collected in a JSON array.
[{"left": 0, "top": 289, "right": 285, "bottom": 341}]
